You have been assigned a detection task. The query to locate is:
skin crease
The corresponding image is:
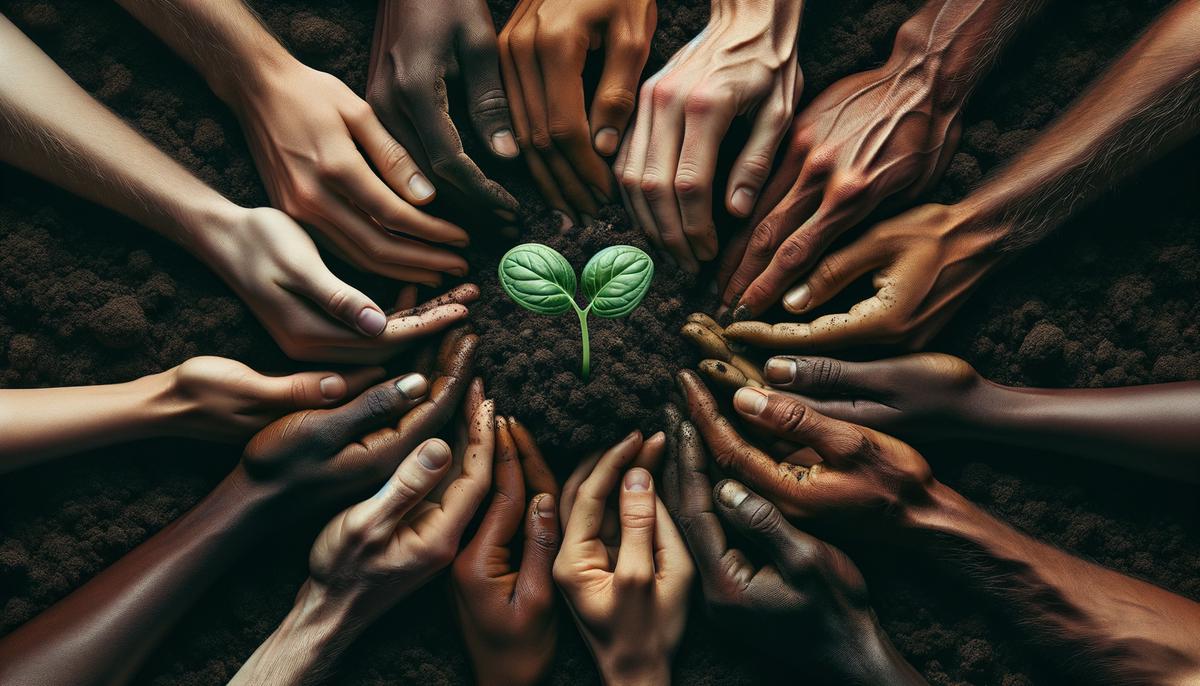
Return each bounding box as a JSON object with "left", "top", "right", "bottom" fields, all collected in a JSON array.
[
  {"left": 751, "top": 352, "right": 1200, "bottom": 484},
  {"left": 0, "top": 16, "right": 477, "bottom": 363},
  {"left": 725, "top": 0, "right": 1200, "bottom": 347},
  {"left": 367, "top": 0, "right": 521, "bottom": 217},
  {"left": 499, "top": 0, "right": 657, "bottom": 227},
  {"left": 553, "top": 431, "right": 694, "bottom": 686},
  {"left": 0, "top": 356, "right": 385, "bottom": 473},
  {"left": 451, "top": 417, "right": 562, "bottom": 686},
  {"left": 721, "top": 0, "right": 1046, "bottom": 314},
  {"left": 678, "top": 370, "right": 1200, "bottom": 685},
  {"left": 616, "top": 0, "right": 804, "bottom": 273},
  {"left": 114, "top": 0, "right": 472, "bottom": 285},
  {"left": 660, "top": 414, "right": 927, "bottom": 686},
  {"left": 0, "top": 331, "right": 478, "bottom": 686},
  {"left": 231, "top": 384, "right": 496, "bottom": 685}
]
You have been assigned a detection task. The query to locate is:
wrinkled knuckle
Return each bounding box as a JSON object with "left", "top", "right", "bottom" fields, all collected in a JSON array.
[
  {"left": 640, "top": 174, "right": 670, "bottom": 200},
  {"left": 683, "top": 90, "right": 718, "bottom": 117},
  {"left": 473, "top": 88, "right": 509, "bottom": 117},
  {"left": 774, "top": 399, "right": 811, "bottom": 434},
  {"left": 747, "top": 499, "right": 782, "bottom": 534},
  {"left": 738, "top": 151, "right": 774, "bottom": 183},
  {"left": 673, "top": 172, "right": 708, "bottom": 199},
  {"left": 547, "top": 119, "right": 580, "bottom": 144},
  {"left": 599, "top": 86, "right": 637, "bottom": 116},
  {"left": 651, "top": 81, "right": 677, "bottom": 110},
  {"left": 530, "top": 128, "right": 554, "bottom": 152},
  {"left": 377, "top": 139, "right": 414, "bottom": 175},
  {"left": 777, "top": 233, "right": 816, "bottom": 269},
  {"left": 362, "top": 386, "right": 397, "bottom": 420},
  {"left": 747, "top": 223, "right": 778, "bottom": 257},
  {"left": 614, "top": 567, "right": 654, "bottom": 591},
  {"left": 805, "top": 357, "right": 842, "bottom": 392},
  {"left": 620, "top": 170, "right": 642, "bottom": 193}
]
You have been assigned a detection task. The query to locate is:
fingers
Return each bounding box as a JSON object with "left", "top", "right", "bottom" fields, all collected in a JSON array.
[
  {"left": 614, "top": 468, "right": 657, "bottom": 587},
  {"left": 255, "top": 367, "right": 386, "bottom": 409},
  {"left": 539, "top": 41, "right": 612, "bottom": 200},
  {"left": 508, "top": 417, "right": 559, "bottom": 498},
  {"left": 377, "top": 305, "right": 472, "bottom": 349},
  {"left": 432, "top": 396, "right": 495, "bottom": 535},
  {"left": 674, "top": 100, "right": 734, "bottom": 261},
  {"left": 515, "top": 493, "right": 561, "bottom": 603},
  {"left": 390, "top": 283, "right": 481, "bottom": 318},
  {"left": 458, "top": 25, "right": 519, "bottom": 158},
  {"left": 382, "top": 330, "right": 478, "bottom": 457},
  {"left": 589, "top": 21, "right": 653, "bottom": 156},
  {"left": 723, "top": 291, "right": 896, "bottom": 351},
  {"left": 563, "top": 431, "right": 644, "bottom": 544},
  {"left": 713, "top": 479, "right": 818, "bottom": 574},
  {"left": 762, "top": 356, "right": 884, "bottom": 397},
  {"left": 356, "top": 438, "right": 454, "bottom": 523},
  {"left": 291, "top": 264, "right": 391, "bottom": 337},
  {"left": 724, "top": 77, "right": 798, "bottom": 219},
  {"left": 731, "top": 387, "right": 869, "bottom": 466},
  {"left": 314, "top": 372, "right": 431, "bottom": 449},
  {"left": 344, "top": 106, "right": 438, "bottom": 206},
  {"left": 474, "top": 416, "right": 526, "bottom": 549},
  {"left": 680, "top": 313, "right": 764, "bottom": 387}
]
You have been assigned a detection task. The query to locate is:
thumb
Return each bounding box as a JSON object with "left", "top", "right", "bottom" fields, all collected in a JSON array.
[
  {"left": 296, "top": 265, "right": 391, "bottom": 338},
  {"left": 614, "top": 468, "right": 657, "bottom": 589},
  {"left": 515, "top": 493, "right": 561, "bottom": 605},
  {"left": 713, "top": 479, "right": 817, "bottom": 573},
  {"left": 253, "top": 370, "right": 356, "bottom": 408},
  {"left": 459, "top": 27, "right": 517, "bottom": 158}
]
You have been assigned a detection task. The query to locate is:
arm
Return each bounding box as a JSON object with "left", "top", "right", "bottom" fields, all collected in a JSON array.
[
  {"left": 755, "top": 353, "right": 1200, "bottom": 483},
  {"left": 679, "top": 373, "right": 1200, "bottom": 685},
  {"left": 724, "top": 0, "right": 1045, "bottom": 314},
  {"left": 725, "top": 0, "right": 1200, "bottom": 349},
  {"left": 114, "top": 0, "right": 470, "bottom": 283},
  {"left": 0, "top": 333, "right": 477, "bottom": 686}
]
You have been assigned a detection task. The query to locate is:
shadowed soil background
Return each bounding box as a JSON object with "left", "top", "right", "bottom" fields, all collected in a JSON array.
[{"left": 2, "top": 0, "right": 1199, "bottom": 684}]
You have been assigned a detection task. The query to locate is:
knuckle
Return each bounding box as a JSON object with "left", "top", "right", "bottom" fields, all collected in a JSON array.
[
  {"left": 362, "top": 386, "right": 397, "bottom": 420},
  {"left": 547, "top": 119, "right": 581, "bottom": 144},
  {"left": 614, "top": 567, "right": 654, "bottom": 590},
  {"left": 377, "top": 139, "right": 414, "bottom": 174},
  {"left": 738, "top": 151, "right": 774, "bottom": 183},
  {"left": 640, "top": 174, "right": 670, "bottom": 200},
  {"left": 773, "top": 399, "right": 812, "bottom": 435},
  {"left": 530, "top": 128, "right": 554, "bottom": 152},
  {"left": 673, "top": 172, "right": 709, "bottom": 199},
  {"left": 599, "top": 86, "right": 637, "bottom": 116},
  {"left": 747, "top": 222, "right": 780, "bottom": 258},
  {"left": 620, "top": 170, "right": 642, "bottom": 192},
  {"left": 747, "top": 499, "right": 782, "bottom": 534},
  {"left": 473, "top": 88, "right": 509, "bottom": 117},
  {"left": 804, "top": 357, "right": 842, "bottom": 392},
  {"left": 777, "top": 233, "right": 816, "bottom": 269},
  {"left": 683, "top": 90, "right": 718, "bottom": 116},
  {"left": 651, "top": 81, "right": 677, "bottom": 110}
]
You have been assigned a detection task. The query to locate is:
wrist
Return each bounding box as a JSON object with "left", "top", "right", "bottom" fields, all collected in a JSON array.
[
  {"left": 889, "top": 4, "right": 991, "bottom": 113},
  {"left": 130, "top": 369, "right": 189, "bottom": 438},
  {"left": 207, "top": 36, "right": 297, "bottom": 107}
]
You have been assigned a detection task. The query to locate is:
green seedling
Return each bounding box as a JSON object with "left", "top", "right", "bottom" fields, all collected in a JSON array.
[{"left": 498, "top": 243, "right": 654, "bottom": 380}]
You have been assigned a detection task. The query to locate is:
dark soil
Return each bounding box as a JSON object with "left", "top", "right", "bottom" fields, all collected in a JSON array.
[{"left": 1, "top": 0, "right": 1198, "bottom": 685}]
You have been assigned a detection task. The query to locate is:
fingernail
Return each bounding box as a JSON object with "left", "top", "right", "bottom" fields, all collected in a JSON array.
[
  {"left": 553, "top": 210, "right": 573, "bottom": 231},
  {"left": 716, "top": 480, "right": 749, "bottom": 507},
  {"left": 764, "top": 357, "right": 797, "bottom": 384},
  {"left": 594, "top": 127, "right": 620, "bottom": 156},
  {"left": 730, "top": 187, "right": 756, "bottom": 216},
  {"left": 624, "top": 468, "right": 651, "bottom": 492},
  {"left": 536, "top": 493, "right": 556, "bottom": 518},
  {"left": 734, "top": 387, "right": 769, "bottom": 416},
  {"left": 418, "top": 440, "right": 451, "bottom": 469},
  {"left": 395, "top": 373, "right": 429, "bottom": 400},
  {"left": 783, "top": 284, "right": 811, "bottom": 313},
  {"left": 492, "top": 130, "right": 519, "bottom": 157},
  {"left": 319, "top": 375, "right": 346, "bottom": 401},
  {"left": 357, "top": 307, "right": 387, "bottom": 336},
  {"left": 408, "top": 173, "right": 436, "bottom": 201}
]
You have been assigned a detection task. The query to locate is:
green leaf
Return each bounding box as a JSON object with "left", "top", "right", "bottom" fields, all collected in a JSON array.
[
  {"left": 581, "top": 245, "right": 654, "bottom": 318},
  {"left": 498, "top": 243, "right": 578, "bottom": 315}
]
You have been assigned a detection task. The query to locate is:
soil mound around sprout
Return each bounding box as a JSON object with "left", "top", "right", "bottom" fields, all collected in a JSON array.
[{"left": 472, "top": 206, "right": 715, "bottom": 453}]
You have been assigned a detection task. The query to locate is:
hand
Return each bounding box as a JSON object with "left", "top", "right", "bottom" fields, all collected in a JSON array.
[
  {"left": 240, "top": 330, "right": 477, "bottom": 504},
  {"left": 227, "top": 60, "right": 469, "bottom": 283},
  {"left": 452, "top": 417, "right": 562, "bottom": 686},
  {"left": 661, "top": 418, "right": 923, "bottom": 685},
  {"left": 680, "top": 313, "right": 765, "bottom": 388},
  {"left": 761, "top": 353, "right": 988, "bottom": 439},
  {"left": 721, "top": 61, "right": 963, "bottom": 314},
  {"left": 197, "top": 206, "right": 476, "bottom": 362},
  {"left": 553, "top": 431, "right": 692, "bottom": 685},
  {"left": 308, "top": 388, "right": 494, "bottom": 615},
  {"left": 678, "top": 370, "right": 933, "bottom": 529},
  {"left": 499, "top": 0, "right": 656, "bottom": 225},
  {"left": 164, "top": 356, "right": 384, "bottom": 440},
  {"left": 367, "top": 0, "right": 519, "bottom": 216},
  {"left": 724, "top": 203, "right": 1004, "bottom": 351},
  {"left": 616, "top": 0, "right": 803, "bottom": 272}
]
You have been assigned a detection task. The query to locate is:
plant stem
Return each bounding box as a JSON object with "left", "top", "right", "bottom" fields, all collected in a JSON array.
[{"left": 575, "top": 305, "right": 591, "bottom": 380}]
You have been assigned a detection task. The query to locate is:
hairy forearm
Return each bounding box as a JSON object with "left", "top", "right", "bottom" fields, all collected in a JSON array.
[
  {"left": 231, "top": 582, "right": 369, "bottom": 686},
  {"left": 0, "top": 373, "right": 181, "bottom": 472},
  {"left": 963, "top": 0, "right": 1200, "bottom": 250},
  {"left": 969, "top": 382, "right": 1200, "bottom": 483},
  {"left": 0, "top": 469, "right": 285, "bottom": 686},
  {"left": 889, "top": 0, "right": 1045, "bottom": 111},
  {"left": 114, "top": 0, "right": 294, "bottom": 104},
  {"left": 905, "top": 483, "right": 1200, "bottom": 685},
  {"left": 0, "top": 15, "right": 236, "bottom": 252}
]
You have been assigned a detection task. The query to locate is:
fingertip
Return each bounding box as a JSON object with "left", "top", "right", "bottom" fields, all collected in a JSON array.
[
  {"left": 416, "top": 437, "right": 452, "bottom": 470},
  {"left": 729, "top": 186, "right": 757, "bottom": 217},
  {"left": 533, "top": 492, "right": 556, "bottom": 520},
  {"left": 764, "top": 357, "right": 798, "bottom": 385},
  {"left": 714, "top": 479, "right": 750, "bottom": 509},
  {"left": 594, "top": 127, "right": 620, "bottom": 156},
  {"left": 408, "top": 173, "right": 436, "bottom": 204},
  {"left": 357, "top": 306, "right": 388, "bottom": 337},
  {"left": 624, "top": 467, "right": 652, "bottom": 492},
  {"left": 782, "top": 284, "right": 812, "bottom": 314},
  {"left": 395, "top": 372, "right": 430, "bottom": 401},
  {"left": 491, "top": 129, "right": 519, "bottom": 158},
  {"left": 318, "top": 374, "right": 348, "bottom": 402}
]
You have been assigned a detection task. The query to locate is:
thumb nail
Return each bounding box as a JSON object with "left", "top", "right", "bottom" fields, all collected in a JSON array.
[
  {"left": 594, "top": 127, "right": 620, "bottom": 156},
  {"left": 357, "top": 307, "right": 388, "bottom": 336},
  {"left": 716, "top": 480, "right": 750, "bottom": 508},
  {"left": 624, "top": 468, "right": 651, "bottom": 492},
  {"left": 318, "top": 375, "right": 346, "bottom": 401},
  {"left": 492, "top": 130, "right": 519, "bottom": 157},
  {"left": 730, "top": 186, "right": 756, "bottom": 216},
  {"left": 408, "top": 173, "right": 436, "bottom": 201},
  {"left": 535, "top": 493, "right": 556, "bottom": 519},
  {"left": 764, "top": 357, "right": 797, "bottom": 384},
  {"left": 783, "top": 284, "right": 812, "bottom": 313},
  {"left": 417, "top": 439, "right": 451, "bottom": 470},
  {"left": 394, "top": 373, "right": 429, "bottom": 400},
  {"left": 734, "top": 387, "right": 769, "bottom": 416}
]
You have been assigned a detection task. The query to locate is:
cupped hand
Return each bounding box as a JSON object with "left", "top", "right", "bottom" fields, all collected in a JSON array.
[
  {"left": 499, "top": 0, "right": 656, "bottom": 226},
  {"left": 661, "top": 415, "right": 912, "bottom": 682},
  {"left": 721, "top": 62, "right": 963, "bottom": 314},
  {"left": 452, "top": 417, "right": 562, "bottom": 686},
  {"left": 307, "top": 382, "right": 493, "bottom": 614},
  {"left": 616, "top": 0, "right": 803, "bottom": 272},
  {"left": 228, "top": 61, "right": 469, "bottom": 282},
  {"left": 762, "top": 352, "right": 989, "bottom": 439},
  {"left": 553, "top": 431, "right": 692, "bottom": 684},
  {"left": 240, "top": 330, "right": 477, "bottom": 504},
  {"left": 724, "top": 203, "right": 1004, "bottom": 351},
  {"left": 678, "top": 370, "right": 933, "bottom": 529},
  {"left": 199, "top": 206, "right": 476, "bottom": 362},
  {"left": 367, "top": 0, "right": 519, "bottom": 216},
  {"left": 164, "top": 356, "right": 383, "bottom": 441}
]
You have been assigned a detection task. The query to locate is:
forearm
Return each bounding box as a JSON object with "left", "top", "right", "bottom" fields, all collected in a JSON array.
[
  {"left": 709, "top": 0, "right": 804, "bottom": 42},
  {"left": 903, "top": 482, "right": 1200, "bottom": 685},
  {"left": 114, "top": 0, "right": 294, "bottom": 105},
  {"left": 962, "top": 0, "right": 1200, "bottom": 250},
  {"left": 888, "top": 0, "right": 1045, "bottom": 111},
  {"left": 830, "top": 612, "right": 928, "bottom": 686},
  {"left": 0, "top": 469, "right": 286, "bottom": 686},
  {"left": 0, "top": 373, "right": 181, "bottom": 472},
  {"left": 0, "top": 15, "right": 238, "bottom": 253},
  {"left": 231, "top": 581, "right": 370, "bottom": 686},
  {"left": 969, "top": 382, "right": 1200, "bottom": 482}
]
